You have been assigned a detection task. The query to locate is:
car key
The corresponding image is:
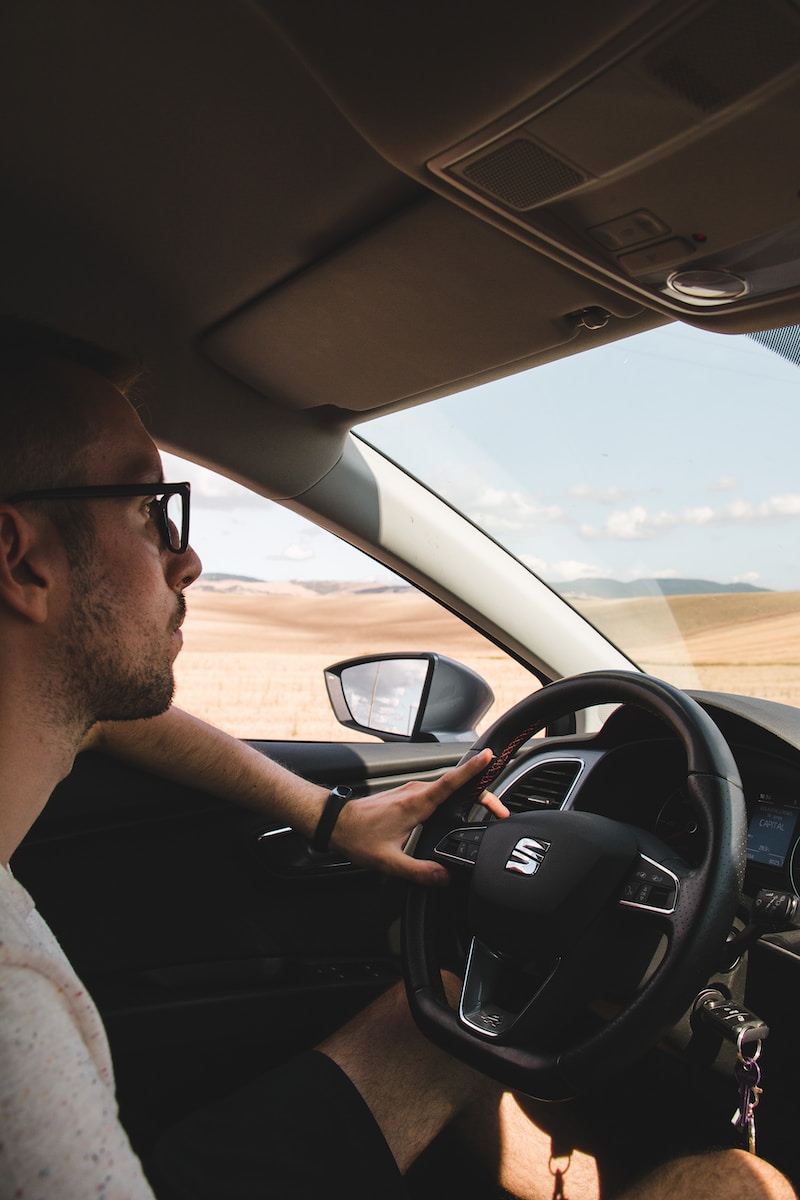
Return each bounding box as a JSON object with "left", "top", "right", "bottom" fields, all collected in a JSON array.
[{"left": 698, "top": 994, "right": 769, "bottom": 1048}]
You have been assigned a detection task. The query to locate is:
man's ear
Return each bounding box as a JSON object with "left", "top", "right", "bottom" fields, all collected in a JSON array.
[{"left": 0, "top": 506, "right": 54, "bottom": 623}]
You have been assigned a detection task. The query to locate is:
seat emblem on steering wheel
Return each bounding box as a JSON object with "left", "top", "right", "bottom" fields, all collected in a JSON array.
[{"left": 505, "top": 837, "right": 551, "bottom": 875}]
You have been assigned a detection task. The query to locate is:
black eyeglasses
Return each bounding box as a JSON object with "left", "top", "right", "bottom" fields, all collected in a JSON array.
[{"left": 7, "top": 482, "right": 191, "bottom": 554}]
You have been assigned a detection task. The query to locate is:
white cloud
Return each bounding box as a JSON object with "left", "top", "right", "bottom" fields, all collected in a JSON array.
[
  {"left": 282, "top": 544, "right": 314, "bottom": 562},
  {"left": 764, "top": 494, "right": 800, "bottom": 517},
  {"left": 581, "top": 505, "right": 676, "bottom": 541},
  {"left": 682, "top": 506, "right": 715, "bottom": 526},
  {"left": 468, "top": 487, "right": 563, "bottom": 533},
  {"left": 261, "top": 543, "right": 316, "bottom": 564},
  {"left": 581, "top": 493, "right": 800, "bottom": 542}
]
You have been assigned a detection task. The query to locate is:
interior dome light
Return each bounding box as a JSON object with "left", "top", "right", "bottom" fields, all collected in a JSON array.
[{"left": 666, "top": 269, "right": 750, "bottom": 301}]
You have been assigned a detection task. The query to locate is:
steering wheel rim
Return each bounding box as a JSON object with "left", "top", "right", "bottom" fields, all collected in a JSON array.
[{"left": 403, "top": 670, "right": 747, "bottom": 1100}]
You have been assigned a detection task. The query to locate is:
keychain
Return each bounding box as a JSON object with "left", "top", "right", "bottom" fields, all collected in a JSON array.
[
  {"left": 731, "top": 1031, "right": 763, "bottom": 1155},
  {"left": 696, "top": 990, "right": 769, "bottom": 1157}
]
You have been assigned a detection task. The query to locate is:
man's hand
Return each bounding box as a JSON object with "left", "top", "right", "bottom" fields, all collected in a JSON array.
[{"left": 330, "top": 747, "right": 509, "bottom": 885}]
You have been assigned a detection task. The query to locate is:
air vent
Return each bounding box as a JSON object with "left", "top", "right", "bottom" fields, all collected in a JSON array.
[{"left": 504, "top": 758, "right": 583, "bottom": 813}]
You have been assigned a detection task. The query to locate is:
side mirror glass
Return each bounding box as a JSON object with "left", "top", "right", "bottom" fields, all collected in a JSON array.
[{"left": 324, "top": 653, "right": 494, "bottom": 743}]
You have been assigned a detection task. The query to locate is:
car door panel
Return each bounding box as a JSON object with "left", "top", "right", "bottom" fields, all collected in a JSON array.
[{"left": 10, "top": 740, "right": 464, "bottom": 1153}]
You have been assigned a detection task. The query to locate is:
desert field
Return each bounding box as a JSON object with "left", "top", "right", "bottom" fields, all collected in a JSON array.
[
  {"left": 577, "top": 591, "right": 800, "bottom": 703},
  {"left": 173, "top": 586, "right": 539, "bottom": 740},
  {"left": 172, "top": 586, "right": 800, "bottom": 740}
]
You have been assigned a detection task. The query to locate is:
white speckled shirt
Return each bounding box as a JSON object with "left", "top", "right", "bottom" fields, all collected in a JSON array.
[{"left": 0, "top": 864, "right": 155, "bottom": 1198}]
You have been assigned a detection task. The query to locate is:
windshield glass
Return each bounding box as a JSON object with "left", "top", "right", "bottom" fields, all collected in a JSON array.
[{"left": 358, "top": 322, "right": 800, "bottom": 705}]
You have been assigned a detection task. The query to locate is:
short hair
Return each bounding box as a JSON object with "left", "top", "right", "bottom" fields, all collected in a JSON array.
[
  {"left": 0, "top": 315, "right": 141, "bottom": 393},
  {"left": 0, "top": 315, "right": 143, "bottom": 563},
  {"left": 0, "top": 314, "right": 143, "bottom": 496}
]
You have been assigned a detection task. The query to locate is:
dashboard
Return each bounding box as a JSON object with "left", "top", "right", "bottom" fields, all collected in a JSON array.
[{"left": 490, "top": 689, "right": 800, "bottom": 905}]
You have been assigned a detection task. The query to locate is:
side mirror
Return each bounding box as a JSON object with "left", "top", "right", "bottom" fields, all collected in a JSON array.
[{"left": 324, "top": 653, "right": 494, "bottom": 743}]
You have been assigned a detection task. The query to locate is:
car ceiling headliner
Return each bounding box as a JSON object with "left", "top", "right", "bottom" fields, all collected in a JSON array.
[{"left": 2, "top": 0, "right": 800, "bottom": 495}]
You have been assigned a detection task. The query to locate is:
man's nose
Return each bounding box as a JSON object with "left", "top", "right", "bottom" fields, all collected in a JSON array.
[{"left": 167, "top": 541, "right": 202, "bottom": 590}]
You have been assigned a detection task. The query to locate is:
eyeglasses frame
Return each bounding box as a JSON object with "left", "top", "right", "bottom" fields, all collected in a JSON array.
[{"left": 6, "top": 481, "right": 191, "bottom": 555}]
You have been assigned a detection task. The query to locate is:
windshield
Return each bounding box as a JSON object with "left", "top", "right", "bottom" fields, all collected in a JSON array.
[{"left": 358, "top": 322, "right": 800, "bottom": 706}]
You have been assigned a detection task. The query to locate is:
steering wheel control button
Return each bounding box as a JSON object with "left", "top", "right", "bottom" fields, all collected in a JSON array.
[
  {"left": 619, "top": 855, "right": 679, "bottom": 913},
  {"left": 435, "top": 825, "right": 488, "bottom": 867}
]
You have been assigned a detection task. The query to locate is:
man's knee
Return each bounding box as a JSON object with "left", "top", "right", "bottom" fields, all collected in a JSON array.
[{"left": 623, "top": 1148, "right": 796, "bottom": 1200}]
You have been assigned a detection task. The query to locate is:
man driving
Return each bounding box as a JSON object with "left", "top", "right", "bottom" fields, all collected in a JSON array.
[{"left": 0, "top": 317, "right": 794, "bottom": 1199}]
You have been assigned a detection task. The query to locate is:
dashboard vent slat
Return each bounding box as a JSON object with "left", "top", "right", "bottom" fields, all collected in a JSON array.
[{"left": 505, "top": 759, "right": 583, "bottom": 813}]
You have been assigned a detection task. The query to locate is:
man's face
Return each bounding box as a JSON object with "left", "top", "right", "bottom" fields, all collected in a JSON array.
[{"left": 45, "top": 362, "right": 202, "bottom": 726}]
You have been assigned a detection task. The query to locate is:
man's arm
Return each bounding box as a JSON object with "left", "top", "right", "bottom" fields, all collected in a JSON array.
[{"left": 81, "top": 707, "right": 506, "bottom": 886}]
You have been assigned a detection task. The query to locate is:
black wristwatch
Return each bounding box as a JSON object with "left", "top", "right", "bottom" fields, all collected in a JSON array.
[{"left": 310, "top": 785, "right": 354, "bottom": 853}]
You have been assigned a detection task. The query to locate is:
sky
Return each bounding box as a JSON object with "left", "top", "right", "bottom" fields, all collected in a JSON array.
[
  {"left": 162, "top": 322, "right": 800, "bottom": 591},
  {"left": 159, "top": 451, "right": 397, "bottom": 583}
]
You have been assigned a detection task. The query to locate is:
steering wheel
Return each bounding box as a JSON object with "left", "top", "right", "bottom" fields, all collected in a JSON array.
[{"left": 403, "top": 670, "right": 746, "bottom": 1100}]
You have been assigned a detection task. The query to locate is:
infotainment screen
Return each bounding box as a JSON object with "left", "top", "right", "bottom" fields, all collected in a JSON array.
[{"left": 746, "top": 803, "right": 799, "bottom": 868}]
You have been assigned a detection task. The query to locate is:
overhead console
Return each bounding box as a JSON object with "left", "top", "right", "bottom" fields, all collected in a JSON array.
[
  {"left": 265, "top": 0, "right": 800, "bottom": 331},
  {"left": 428, "top": 0, "right": 800, "bottom": 327}
]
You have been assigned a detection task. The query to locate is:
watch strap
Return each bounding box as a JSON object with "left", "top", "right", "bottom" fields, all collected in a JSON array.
[{"left": 310, "top": 785, "right": 354, "bottom": 853}]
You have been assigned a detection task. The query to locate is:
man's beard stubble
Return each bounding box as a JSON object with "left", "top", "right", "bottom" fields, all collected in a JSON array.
[{"left": 55, "top": 559, "right": 185, "bottom": 728}]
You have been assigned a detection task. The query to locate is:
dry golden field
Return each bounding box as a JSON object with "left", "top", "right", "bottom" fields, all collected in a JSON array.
[
  {"left": 173, "top": 587, "right": 539, "bottom": 740},
  {"left": 172, "top": 586, "right": 800, "bottom": 740},
  {"left": 576, "top": 591, "right": 800, "bottom": 703}
]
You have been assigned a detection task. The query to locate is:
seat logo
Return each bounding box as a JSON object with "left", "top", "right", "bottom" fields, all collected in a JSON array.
[{"left": 505, "top": 837, "right": 551, "bottom": 876}]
